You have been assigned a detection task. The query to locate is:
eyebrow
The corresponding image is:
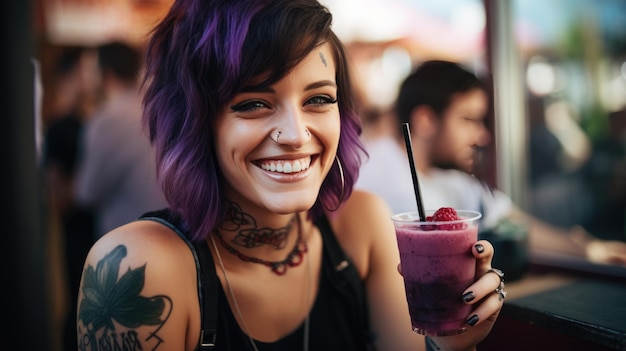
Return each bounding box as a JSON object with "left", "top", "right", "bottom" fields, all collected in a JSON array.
[
  {"left": 305, "top": 80, "right": 337, "bottom": 90},
  {"left": 241, "top": 79, "right": 337, "bottom": 93}
]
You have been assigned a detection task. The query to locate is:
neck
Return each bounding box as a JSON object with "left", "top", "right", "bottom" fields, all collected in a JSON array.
[
  {"left": 222, "top": 202, "right": 296, "bottom": 241},
  {"left": 396, "top": 135, "right": 432, "bottom": 175},
  {"left": 215, "top": 203, "right": 307, "bottom": 273}
]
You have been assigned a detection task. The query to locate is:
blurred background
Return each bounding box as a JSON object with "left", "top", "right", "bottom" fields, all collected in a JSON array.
[{"left": 4, "top": 0, "right": 625, "bottom": 350}]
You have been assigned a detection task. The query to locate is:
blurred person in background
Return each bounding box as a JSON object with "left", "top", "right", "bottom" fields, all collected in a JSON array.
[
  {"left": 41, "top": 45, "right": 97, "bottom": 351},
  {"left": 356, "top": 59, "right": 626, "bottom": 267},
  {"left": 74, "top": 41, "right": 167, "bottom": 239}
]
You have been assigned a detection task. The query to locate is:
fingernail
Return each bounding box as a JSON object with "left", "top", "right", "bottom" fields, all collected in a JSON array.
[
  {"left": 474, "top": 243, "right": 484, "bottom": 253},
  {"left": 462, "top": 291, "right": 475, "bottom": 303},
  {"left": 466, "top": 314, "right": 479, "bottom": 326}
]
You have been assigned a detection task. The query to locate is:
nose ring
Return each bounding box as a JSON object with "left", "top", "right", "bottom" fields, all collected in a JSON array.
[
  {"left": 272, "top": 130, "right": 282, "bottom": 144},
  {"left": 270, "top": 128, "right": 311, "bottom": 144},
  {"left": 272, "top": 128, "right": 309, "bottom": 144}
]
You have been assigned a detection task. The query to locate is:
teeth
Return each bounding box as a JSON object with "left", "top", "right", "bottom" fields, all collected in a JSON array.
[{"left": 260, "top": 157, "right": 311, "bottom": 174}]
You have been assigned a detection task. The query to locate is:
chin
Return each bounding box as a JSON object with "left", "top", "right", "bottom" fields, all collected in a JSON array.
[{"left": 265, "top": 196, "right": 317, "bottom": 214}]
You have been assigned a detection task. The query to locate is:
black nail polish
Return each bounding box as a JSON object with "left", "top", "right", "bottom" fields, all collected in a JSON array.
[
  {"left": 466, "top": 314, "right": 479, "bottom": 326},
  {"left": 462, "top": 291, "right": 475, "bottom": 303},
  {"left": 474, "top": 243, "right": 484, "bottom": 253}
]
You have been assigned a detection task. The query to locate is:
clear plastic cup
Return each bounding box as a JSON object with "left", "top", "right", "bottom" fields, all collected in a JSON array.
[{"left": 392, "top": 210, "right": 482, "bottom": 336}]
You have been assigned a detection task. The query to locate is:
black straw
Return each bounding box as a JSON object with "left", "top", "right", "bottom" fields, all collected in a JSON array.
[{"left": 402, "top": 123, "right": 426, "bottom": 221}]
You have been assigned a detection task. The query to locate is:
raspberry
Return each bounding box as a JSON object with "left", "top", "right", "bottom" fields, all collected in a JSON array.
[
  {"left": 429, "top": 207, "right": 459, "bottom": 222},
  {"left": 426, "top": 207, "right": 464, "bottom": 230}
]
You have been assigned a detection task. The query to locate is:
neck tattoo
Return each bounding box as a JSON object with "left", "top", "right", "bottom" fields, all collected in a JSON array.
[
  {"left": 215, "top": 213, "right": 307, "bottom": 275},
  {"left": 223, "top": 203, "right": 292, "bottom": 249},
  {"left": 210, "top": 218, "right": 311, "bottom": 351}
]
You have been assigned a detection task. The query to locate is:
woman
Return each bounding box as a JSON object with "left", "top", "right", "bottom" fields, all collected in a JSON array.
[{"left": 76, "top": 1, "right": 504, "bottom": 350}]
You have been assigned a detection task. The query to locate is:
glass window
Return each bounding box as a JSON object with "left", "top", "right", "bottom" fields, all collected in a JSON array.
[{"left": 514, "top": 0, "right": 626, "bottom": 241}]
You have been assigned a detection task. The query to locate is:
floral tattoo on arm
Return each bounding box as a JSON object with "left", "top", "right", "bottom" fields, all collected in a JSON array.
[{"left": 77, "top": 245, "right": 172, "bottom": 351}]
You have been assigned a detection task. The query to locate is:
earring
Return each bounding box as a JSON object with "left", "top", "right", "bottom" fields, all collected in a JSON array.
[
  {"left": 305, "top": 128, "right": 310, "bottom": 137},
  {"left": 324, "top": 156, "right": 346, "bottom": 212}
]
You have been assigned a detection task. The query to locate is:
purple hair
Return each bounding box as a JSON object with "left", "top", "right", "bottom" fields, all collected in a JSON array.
[{"left": 142, "top": 0, "right": 365, "bottom": 242}]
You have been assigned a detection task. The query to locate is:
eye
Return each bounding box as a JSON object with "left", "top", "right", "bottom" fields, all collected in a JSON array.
[
  {"left": 306, "top": 95, "right": 338, "bottom": 107},
  {"left": 229, "top": 100, "right": 269, "bottom": 113}
]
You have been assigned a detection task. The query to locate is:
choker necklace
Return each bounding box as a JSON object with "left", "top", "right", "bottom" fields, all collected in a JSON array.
[
  {"left": 210, "top": 220, "right": 311, "bottom": 351},
  {"left": 214, "top": 215, "right": 307, "bottom": 275}
]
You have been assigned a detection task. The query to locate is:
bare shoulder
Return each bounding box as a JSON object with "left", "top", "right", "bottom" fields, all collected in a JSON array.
[
  {"left": 329, "top": 189, "right": 397, "bottom": 277},
  {"left": 77, "top": 220, "right": 201, "bottom": 351},
  {"left": 85, "top": 219, "right": 193, "bottom": 268},
  {"left": 334, "top": 189, "right": 395, "bottom": 235}
]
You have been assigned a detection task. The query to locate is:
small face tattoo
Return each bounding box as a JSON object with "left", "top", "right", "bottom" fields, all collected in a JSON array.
[{"left": 319, "top": 52, "right": 327, "bottom": 67}]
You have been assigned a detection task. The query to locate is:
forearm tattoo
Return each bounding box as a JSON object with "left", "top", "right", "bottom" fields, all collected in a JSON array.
[
  {"left": 221, "top": 202, "right": 294, "bottom": 249},
  {"left": 77, "top": 245, "right": 172, "bottom": 351}
]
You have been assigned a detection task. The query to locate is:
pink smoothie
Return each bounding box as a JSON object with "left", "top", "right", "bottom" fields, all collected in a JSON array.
[{"left": 393, "top": 211, "right": 480, "bottom": 336}]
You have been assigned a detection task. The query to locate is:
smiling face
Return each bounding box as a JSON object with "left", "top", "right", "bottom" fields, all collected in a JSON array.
[
  {"left": 430, "top": 88, "right": 490, "bottom": 173},
  {"left": 215, "top": 42, "right": 340, "bottom": 217}
]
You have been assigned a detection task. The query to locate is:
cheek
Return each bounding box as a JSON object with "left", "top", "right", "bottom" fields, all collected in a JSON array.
[
  {"left": 433, "top": 127, "right": 453, "bottom": 149},
  {"left": 214, "top": 122, "right": 234, "bottom": 169},
  {"left": 329, "top": 113, "right": 342, "bottom": 140},
  {"left": 447, "top": 124, "right": 472, "bottom": 147},
  {"left": 331, "top": 118, "right": 342, "bottom": 146},
  {"left": 310, "top": 112, "right": 341, "bottom": 154},
  {"left": 214, "top": 122, "right": 256, "bottom": 176}
]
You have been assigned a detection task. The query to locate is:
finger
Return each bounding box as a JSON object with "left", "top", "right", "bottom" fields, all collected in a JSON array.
[
  {"left": 462, "top": 267, "right": 504, "bottom": 305},
  {"left": 473, "top": 240, "right": 495, "bottom": 276},
  {"left": 464, "top": 239, "right": 504, "bottom": 304},
  {"left": 465, "top": 291, "right": 504, "bottom": 327},
  {"left": 607, "top": 254, "right": 626, "bottom": 266}
]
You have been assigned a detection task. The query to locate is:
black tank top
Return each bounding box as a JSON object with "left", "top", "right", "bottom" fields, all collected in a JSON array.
[{"left": 139, "top": 209, "right": 376, "bottom": 351}]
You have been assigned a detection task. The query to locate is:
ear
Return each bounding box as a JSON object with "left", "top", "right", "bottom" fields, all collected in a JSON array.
[{"left": 409, "top": 105, "right": 438, "bottom": 139}]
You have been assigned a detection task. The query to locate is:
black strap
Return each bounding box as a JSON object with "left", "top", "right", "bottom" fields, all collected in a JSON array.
[
  {"left": 138, "top": 209, "right": 218, "bottom": 350},
  {"left": 315, "top": 216, "right": 376, "bottom": 350},
  {"left": 196, "top": 234, "right": 218, "bottom": 350}
]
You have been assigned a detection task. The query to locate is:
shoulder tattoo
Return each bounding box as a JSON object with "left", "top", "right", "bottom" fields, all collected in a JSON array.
[{"left": 77, "top": 245, "right": 173, "bottom": 350}]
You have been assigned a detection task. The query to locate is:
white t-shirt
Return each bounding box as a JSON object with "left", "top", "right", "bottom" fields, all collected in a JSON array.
[{"left": 355, "top": 137, "right": 512, "bottom": 230}]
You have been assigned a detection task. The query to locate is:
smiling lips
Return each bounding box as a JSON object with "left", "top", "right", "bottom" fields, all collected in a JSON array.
[{"left": 259, "top": 156, "right": 312, "bottom": 174}]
